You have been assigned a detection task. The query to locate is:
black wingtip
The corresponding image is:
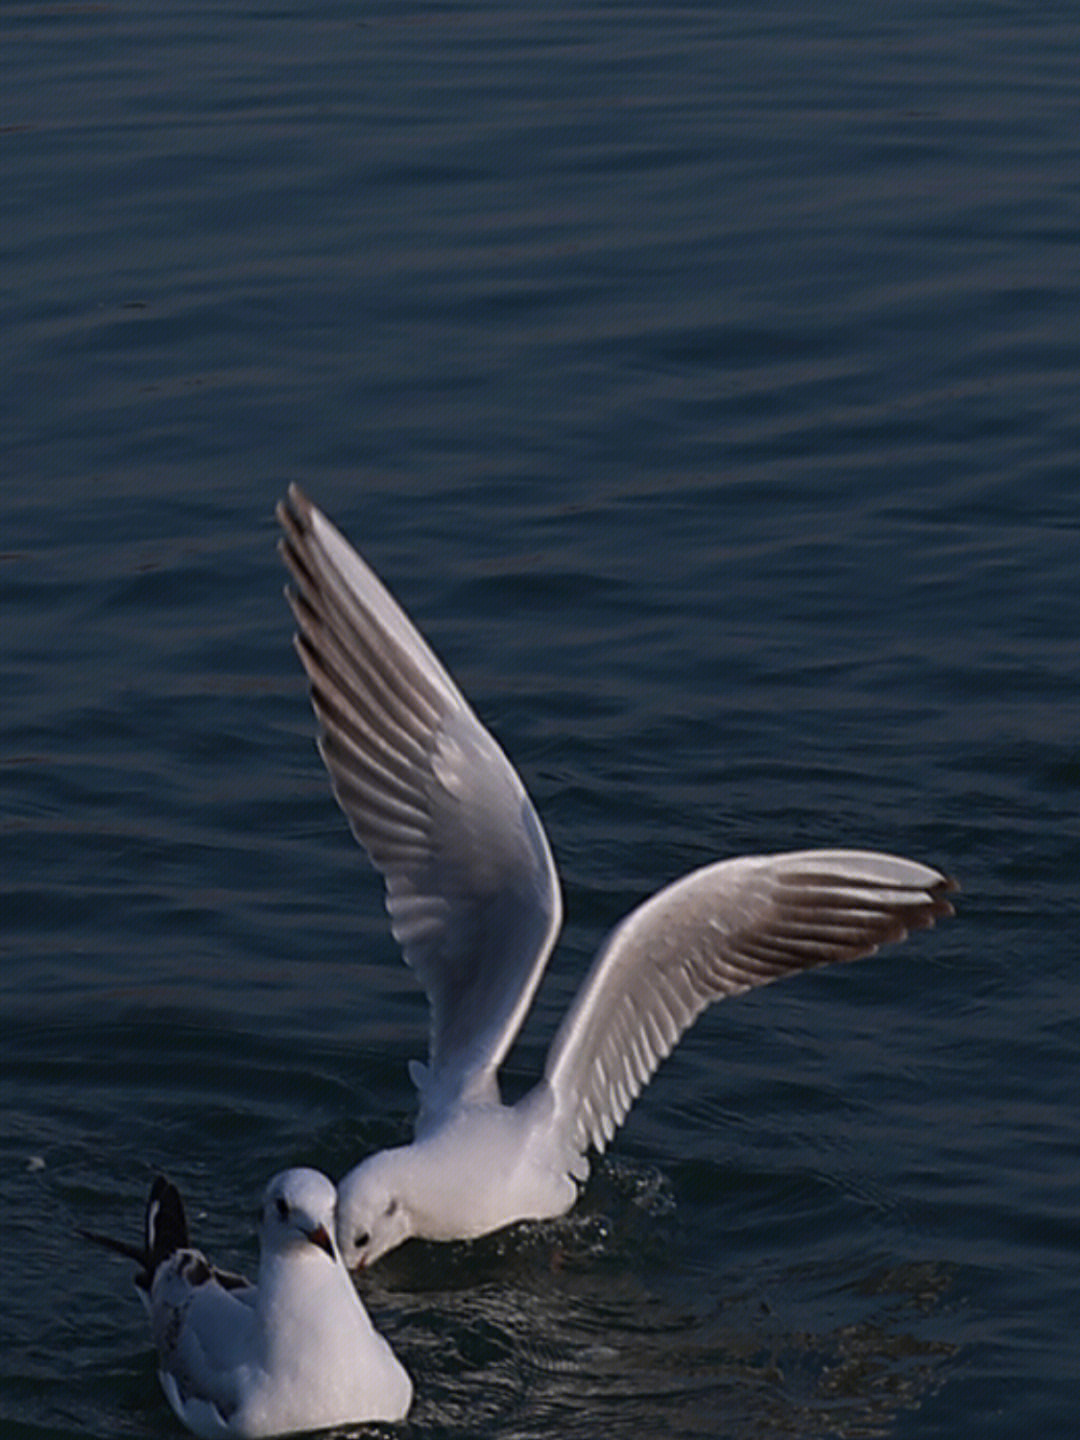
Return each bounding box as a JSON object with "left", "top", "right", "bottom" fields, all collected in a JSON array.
[
  {"left": 276, "top": 485, "right": 313, "bottom": 538},
  {"left": 76, "top": 1227, "right": 147, "bottom": 1265},
  {"left": 79, "top": 1175, "right": 191, "bottom": 1291},
  {"left": 146, "top": 1175, "right": 188, "bottom": 1268}
]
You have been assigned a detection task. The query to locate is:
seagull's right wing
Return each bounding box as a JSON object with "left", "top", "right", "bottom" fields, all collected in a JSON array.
[
  {"left": 542, "top": 850, "right": 956, "bottom": 1160},
  {"left": 278, "top": 487, "right": 563, "bottom": 1116}
]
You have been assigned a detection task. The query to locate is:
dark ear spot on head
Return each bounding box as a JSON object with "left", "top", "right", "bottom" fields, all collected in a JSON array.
[
  {"left": 275, "top": 1196, "right": 289, "bottom": 1221},
  {"left": 178, "top": 1253, "right": 212, "bottom": 1286},
  {"left": 386, "top": 1199, "right": 398, "bottom": 1217}
]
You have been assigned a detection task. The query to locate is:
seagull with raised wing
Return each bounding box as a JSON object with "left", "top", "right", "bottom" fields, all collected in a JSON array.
[
  {"left": 277, "top": 487, "right": 957, "bottom": 1270},
  {"left": 82, "top": 1168, "right": 412, "bottom": 1437}
]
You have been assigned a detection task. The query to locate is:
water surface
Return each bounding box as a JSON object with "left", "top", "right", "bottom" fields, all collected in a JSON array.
[{"left": 4, "top": 4, "right": 1079, "bottom": 1438}]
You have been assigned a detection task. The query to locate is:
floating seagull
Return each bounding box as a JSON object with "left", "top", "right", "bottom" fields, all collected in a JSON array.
[
  {"left": 277, "top": 486, "right": 956, "bottom": 1270},
  {"left": 81, "top": 1168, "right": 412, "bottom": 1437}
]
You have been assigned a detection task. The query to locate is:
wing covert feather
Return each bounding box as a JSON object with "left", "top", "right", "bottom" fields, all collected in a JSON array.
[
  {"left": 542, "top": 850, "right": 955, "bottom": 1158},
  {"left": 151, "top": 1256, "right": 254, "bottom": 1417}
]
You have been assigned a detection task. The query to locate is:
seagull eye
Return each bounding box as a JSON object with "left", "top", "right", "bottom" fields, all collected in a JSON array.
[
  {"left": 354, "top": 1230, "right": 370, "bottom": 1249},
  {"left": 275, "top": 1197, "right": 289, "bottom": 1221}
]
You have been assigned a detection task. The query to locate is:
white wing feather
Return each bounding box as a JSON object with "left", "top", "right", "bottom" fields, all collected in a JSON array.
[
  {"left": 278, "top": 487, "right": 563, "bottom": 1113},
  {"left": 150, "top": 1253, "right": 255, "bottom": 1432},
  {"left": 542, "top": 850, "right": 956, "bottom": 1159}
]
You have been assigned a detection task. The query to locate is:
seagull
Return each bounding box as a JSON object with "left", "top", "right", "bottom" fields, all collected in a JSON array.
[
  {"left": 80, "top": 1168, "right": 412, "bottom": 1437},
  {"left": 277, "top": 486, "right": 957, "bottom": 1270}
]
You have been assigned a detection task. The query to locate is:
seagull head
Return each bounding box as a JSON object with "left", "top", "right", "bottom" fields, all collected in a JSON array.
[
  {"left": 336, "top": 1151, "right": 414, "bottom": 1270},
  {"left": 260, "top": 1168, "right": 340, "bottom": 1261}
]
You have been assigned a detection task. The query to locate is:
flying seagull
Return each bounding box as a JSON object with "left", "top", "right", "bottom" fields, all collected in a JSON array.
[{"left": 277, "top": 486, "right": 956, "bottom": 1270}]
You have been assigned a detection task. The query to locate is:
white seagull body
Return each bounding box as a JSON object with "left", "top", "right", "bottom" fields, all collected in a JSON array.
[
  {"left": 277, "top": 487, "right": 956, "bottom": 1270},
  {"left": 82, "top": 1168, "right": 412, "bottom": 1437}
]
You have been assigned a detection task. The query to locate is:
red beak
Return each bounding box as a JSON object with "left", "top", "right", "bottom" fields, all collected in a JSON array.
[{"left": 306, "top": 1224, "right": 334, "bottom": 1258}]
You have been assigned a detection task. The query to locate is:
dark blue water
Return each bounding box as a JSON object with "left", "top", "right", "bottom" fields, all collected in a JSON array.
[{"left": 5, "top": 3, "right": 1079, "bottom": 1437}]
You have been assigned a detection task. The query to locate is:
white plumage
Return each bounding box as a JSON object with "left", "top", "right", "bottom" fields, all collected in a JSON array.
[
  {"left": 278, "top": 487, "right": 956, "bottom": 1270},
  {"left": 83, "top": 1168, "right": 412, "bottom": 1437}
]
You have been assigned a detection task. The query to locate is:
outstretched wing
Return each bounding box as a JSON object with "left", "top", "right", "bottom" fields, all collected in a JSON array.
[
  {"left": 542, "top": 850, "right": 956, "bottom": 1158},
  {"left": 278, "top": 487, "right": 563, "bottom": 1116}
]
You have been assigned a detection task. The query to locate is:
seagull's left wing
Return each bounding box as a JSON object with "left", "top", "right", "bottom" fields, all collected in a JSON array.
[
  {"left": 542, "top": 849, "right": 956, "bottom": 1160},
  {"left": 278, "top": 487, "right": 563, "bottom": 1116}
]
